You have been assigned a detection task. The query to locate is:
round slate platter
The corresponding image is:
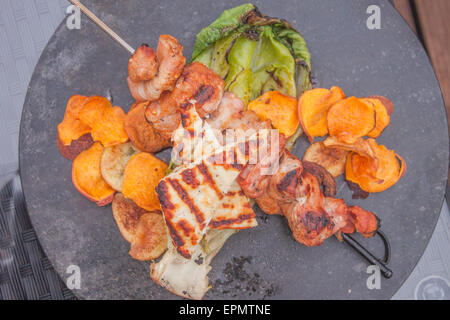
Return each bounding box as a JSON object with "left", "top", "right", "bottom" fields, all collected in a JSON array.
[{"left": 19, "top": 0, "right": 448, "bottom": 299}]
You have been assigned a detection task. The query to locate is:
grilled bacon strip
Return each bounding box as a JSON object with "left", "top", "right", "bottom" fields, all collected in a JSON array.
[{"left": 238, "top": 151, "right": 378, "bottom": 246}]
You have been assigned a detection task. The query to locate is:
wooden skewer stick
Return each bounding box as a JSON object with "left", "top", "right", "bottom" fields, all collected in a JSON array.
[{"left": 69, "top": 0, "right": 135, "bottom": 55}]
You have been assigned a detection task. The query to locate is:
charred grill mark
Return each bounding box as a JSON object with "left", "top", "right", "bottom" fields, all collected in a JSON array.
[
  {"left": 300, "top": 211, "right": 332, "bottom": 233},
  {"left": 167, "top": 178, "right": 205, "bottom": 225},
  {"left": 277, "top": 170, "right": 299, "bottom": 196},
  {"left": 232, "top": 163, "right": 244, "bottom": 170},
  {"left": 210, "top": 213, "right": 255, "bottom": 228},
  {"left": 197, "top": 162, "right": 224, "bottom": 200},
  {"left": 180, "top": 102, "right": 191, "bottom": 110},
  {"left": 177, "top": 247, "right": 191, "bottom": 259},
  {"left": 194, "top": 85, "right": 214, "bottom": 105},
  {"left": 165, "top": 219, "right": 185, "bottom": 250},
  {"left": 186, "top": 128, "right": 194, "bottom": 137},
  {"left": 267, "top": 70, "right": 283, "bottom": 87},
  {"left": 244, "top": 28, "right": 260, "bottom": 41},
  {"left": 225, "top": 37, "right": 238, "bottom": 63},
  {"left": 221, "top": 203, "right": 234, "bottom": 209},
  {"left": 156, "top": 181, "right": 175, "bottom": 210},
  {"left": 177, "top": 219, "right": 195, "bottom": 237},
  {"left": 180, "top": 112, "right": 190, "bottom": 127},
  {"left": 181, "top": 168, "right": 200, "bottom": 188}
]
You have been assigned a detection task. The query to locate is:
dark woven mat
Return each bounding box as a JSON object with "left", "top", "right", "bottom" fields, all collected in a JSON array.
[{"left": 0, "top": 173, "right": 76, "bottom": 300}]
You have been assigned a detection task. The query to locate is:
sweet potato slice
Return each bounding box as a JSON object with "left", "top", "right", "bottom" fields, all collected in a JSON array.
[
  {"left": 122, "top": 153, "right": 168, "bottom": 211},
  {"left": 369, "top": 95, "right": 394, "bottom": 115},
  {"left": 323, "top": 136, "right": 377, "bottom": 160},
  {"left": 327, "top": 97, "right": 375, "bottom": 144},
  {"left": 248, "top": 91, "right": 299, "bottom": 137},
  {"left": 299, "top": 86, "right": 346, "bottom": 142},
  {"left": 360, "top": 97, "right": 391, "bottom": 138},
  {"left": 78, "top": 96, "right": 129, "bottom": 147},
  {"left": 57, "top": 95, "right": 90, "bottom": 146},
  {"left": 57, "top": 95, "right": 93, "bottom": 159},
  {"left": 112, "top": 193, "right": 150, "bottom": 243},
  {"left": 129, "top": 212, "right": 168, "bottom": 261},
  {"left": 303, "top": 141, "right": 349, "bottom": 177},
  {"left": 124, "top": 101, "right": 171, "bottom": 153},
  {"left": 72, "top": 142, "right": 115, "bottom": 206},
  {"left": 346, "top": 139, "right": 406, "bottom": 193},
  {"left": 57, "top": 132, "right": 94, "bottom": 161},
  {"left": 101, "top": 142, "right": 140, "bottom": 192}
]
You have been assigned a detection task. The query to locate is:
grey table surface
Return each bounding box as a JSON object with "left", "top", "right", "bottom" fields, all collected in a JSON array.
[{"left": 0, "top": 0, "right": 449, "bottom": 300}]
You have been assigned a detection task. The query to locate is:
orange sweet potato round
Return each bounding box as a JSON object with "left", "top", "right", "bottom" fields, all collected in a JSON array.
[
  {"left": 57, "top": 132, "right": 94, "bottom": 161},
  {"left": 57, "top": 95, "right": 90, "bottom": 146},
  {"left": 248, "top": 91, "right": 299, "bottom": 137},
  {"left": 360, "top": 97, "right": 391, "bottom": 138},
  {"left": 327, "top": 96, "right": 376, "bottom": 144},
  {"left": 345, "top": 139, "right": 406, "bottom": 193},
  {"left": 129, "top": 212, "right": 168, "bottom": 261},
  {"left": 124, "top": 101, "right": 171, "bottom": 153},
  {"left": 369, "top": 95, "right": 394, "bottom": 115},
  {"left": 122, "top": 153, "right": 168, "bottom": 211},
  {"left": 299, "top": 86, "right": 346, "bottom": 142},
  {"left": 78, "top": 96, "right": 129, "bottom": 147},
  {"left": 72, "top": 142, "right": 115, "bottom": 206}
]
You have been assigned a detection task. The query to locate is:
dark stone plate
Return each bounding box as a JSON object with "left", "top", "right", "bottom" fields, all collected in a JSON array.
[{"left": 19, "top": 0, "right": 448, "bottom": 299}]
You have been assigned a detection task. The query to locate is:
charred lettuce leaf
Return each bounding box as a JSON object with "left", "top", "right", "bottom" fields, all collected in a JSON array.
[{"left": 192, "top": 3, "right": 312, "bottom": 106}]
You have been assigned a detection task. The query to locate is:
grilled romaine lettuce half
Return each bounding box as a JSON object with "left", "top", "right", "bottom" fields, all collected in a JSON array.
[{"left": 191, "top": 3, "right": 312, "bottom": 149}]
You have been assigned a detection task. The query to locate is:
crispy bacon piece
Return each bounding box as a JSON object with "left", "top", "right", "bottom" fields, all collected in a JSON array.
[
  {"left": 239, "top": 150, "right": 378, "bottom": 246},
  {"left": 302, "top": 161, "right": 337, "bottom": 197}
]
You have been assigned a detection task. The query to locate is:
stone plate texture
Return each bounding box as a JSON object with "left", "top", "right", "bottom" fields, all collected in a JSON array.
[{"left": 19, "top": 0, "right": 448, "bottom": 299}]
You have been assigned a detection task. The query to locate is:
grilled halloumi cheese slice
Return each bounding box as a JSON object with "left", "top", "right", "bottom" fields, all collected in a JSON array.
[
  {"left": 156, "top": 156, "right": 249, "bottom": 258},
  {"left": 158, "top": 102, "right": 259, "bottom": 258}
]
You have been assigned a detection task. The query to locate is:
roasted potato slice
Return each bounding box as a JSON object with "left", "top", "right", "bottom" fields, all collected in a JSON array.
[
  {"left": 129, "top": 212, "right": 168, "bottom": 261},
  {"left": 112, "top": 193, "right": 149, "bottom": 243},
  {"left": 101, "top": 142, "right": 140, "bottom": 192},
  {"left": 303, "top": 141, "right": 349, "bottom": 178},
  {"left": 72, "top": 142, "right": 115, "bottom": 206}
]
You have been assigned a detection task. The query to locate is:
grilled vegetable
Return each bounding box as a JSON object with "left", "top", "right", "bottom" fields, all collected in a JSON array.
[
  {"left": 303, "top": 141, "right": 348, "bottom": 178},
  {"left": 78, "top": 96, "right": 129, "bottom": 147},
  {"left": 72, "top": 142, "right": 115, "bottom": 206},
  {"left": 248, "top": 91, "right": 299, "bottom": 137},
  {"left": 345, "top": 139, "right": 406, "bottom": 193},
  {"left": 299, "top": 87, "right": 346, "bottom": 142},
  {"left": 100, "top": 142, "right": 140, "bottom": 192},
  {"left": 191, "top": 3, "right": 312, "bottom": 106},
  {"left": 327, "top": 97, "right": 376, "bottom": 144},
  {"left": 57, "top": 95, "right": 94, "bottom": 160},
  {"left": 122, "top": 153, "right": 167, "bottom": 211}
]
